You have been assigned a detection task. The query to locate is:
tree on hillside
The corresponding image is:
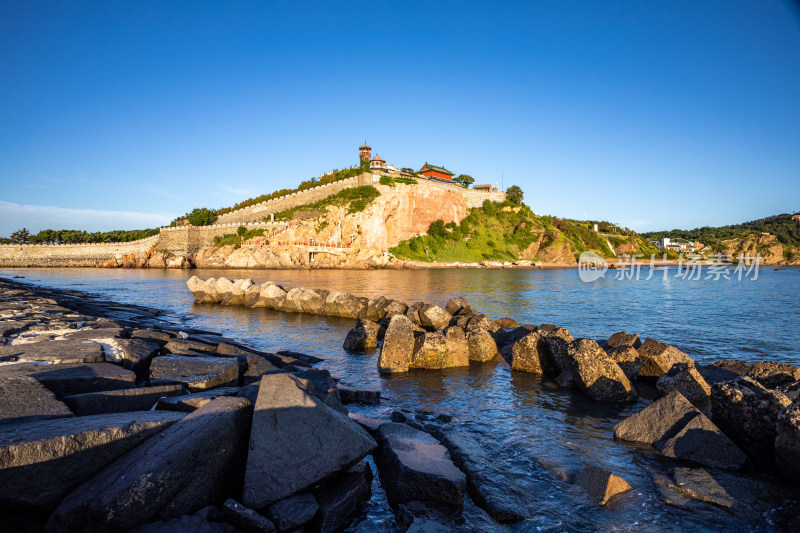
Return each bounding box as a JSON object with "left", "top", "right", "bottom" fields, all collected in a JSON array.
[
  {"left": 184, "top": 208, "right": 218, "bottom": 226},
  {"left": 454, "top": 174, "right": 475, "bottom": 188},
  {"left": 10, "top": 228, "right": 30, "bottom": 244},
  {"left": 506, "top": 185, "right": 523, "bottom": 205},
  {"left": 400, "top": 167, "right": 415, "bottom": 174}
]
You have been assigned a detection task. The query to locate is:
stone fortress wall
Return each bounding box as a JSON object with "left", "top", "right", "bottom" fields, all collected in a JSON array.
[
  {"left": 0, "top": 235, "right": 160, "bottom": 267},
  {"left": 157, "top": 222, "right": 287, "bottom": 255}
]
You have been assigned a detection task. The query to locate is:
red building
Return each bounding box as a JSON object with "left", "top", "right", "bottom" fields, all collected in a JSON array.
[{"left": 418, "top": 163, "right": 455, "bottom": 182}]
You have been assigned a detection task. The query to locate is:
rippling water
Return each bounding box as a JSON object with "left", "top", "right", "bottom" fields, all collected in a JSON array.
[{"left": 2, "top": 266, "right": 799, "bottom": 531}]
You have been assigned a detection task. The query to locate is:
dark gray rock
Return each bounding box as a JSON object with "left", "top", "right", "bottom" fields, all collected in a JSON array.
[
  {"left": 656, "top": 363, "right": 711, "bottom": 404},
  {"left": 242, "top": 373, "right": 376, "bottom": 509},
  {"left": 343, "top": 318, "right": 380, "bottom": 351},
  {"left": 605, "top": 331, "right": 641, "bottom": 349},
  {"left": 63, "top": 327, "right": 127, "bottom": 340},
  {"left": 378, "top": 314, "right": 417, "bottom": 374},
  {"left": 108, "top": 338, "right": 162, "bottom": 379},
  {"left": 266, "top": 493, "right": 318, "bottom": 531},
  {"left": 132, "top": 514, "right": 238, "bottom": 533},
  {"left": 745, "top": 360, "right": 800, "bottom": 389},
  {"left": 63, "top": 384, "right": 185, "bottom": 415},
  {"left": 337, "top": 384, "right": 380, "bottom": 404},
  {"left": 224, "top": 499, "right": 276, "bottom": 533},
  {"left": 0, "top": 411, "right": 183, "bottom": 511},
  {"left": 711, "top": 376, "right": 792, "bottom": 461},
  {"left": 575, "top": 465, "right": 632, "bottom": 506},
  {"left": 312, "top": 462, "right": 372, "bottom": 533},
  {"left": 614, "top": 391, "right": 701, "bottom": 445},
  {"left": 239, "top": 353, "right": 283, "bottom": 384},
  {"left": 373, "top": 422, "right": 466, "bottom": 508},
  {"left": 348, "top": 412, "right": 385, "bottom": 434},
  {"left": 295, "top": 367, "right": 346, "bottom": 413},
  {"left": 0, "top": 320, "right": 32, "bottom": 337},
  {"left": 654, "top": 411, "right": 747, "bottom": 470},
  {"left": 149, "top": 355, "right": 239, "bottom": 392},
  {"left": 162, "top": 338, "right": 218, "bottom": 355},
  {"left": 636, "top": 338, "right": 694, "bottom": 379},
  {"left": 775, "top": 403, "right": 800, "bottom": 484},
  {"left": 568, "top": 338, "right": 636, "bottom": 402},
  {"left": 0, "top": 376, "right": 73, "bottom": 425},
  {"left": 0, "top": 339, "right": 104, "bottom": 364},
  {"left": 156, "top": 387, "right": 241, "bottom": 412},
  {"left": 440, "top": 430, "right": 527, "bottom": 521},
  {"left": 606, "top": 346, "right": 643, "bottom": 382},
  {"left": 28, "top": 362, "right": 136, "bottom": 398},
  {"left": 47, "top": 397, "right": 252, "bottom": 532},
  {"left": 130, "top": 329, "right": 175, "bottom": 343}
]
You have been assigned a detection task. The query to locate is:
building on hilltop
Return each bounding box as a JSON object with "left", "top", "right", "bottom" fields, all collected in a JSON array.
[
  {"left": 654, "top": 237, "right": 699, "bottom": 253},
  {"left": 359, "top": 142, "right": 372, "bottom": 162},
  {"left": 473, "top": 184, "right": 499, "bottom": 192},
  {"left": 369, "top": 154, "right": 387, "bottom": 172},
  {"left": 418, "top": 163, "right": 456, "bottom": 184}
]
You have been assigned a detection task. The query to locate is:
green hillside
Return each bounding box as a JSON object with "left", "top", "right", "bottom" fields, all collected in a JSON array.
[{"left": 641, "top": 213, "right": 800, "bottom": 248}]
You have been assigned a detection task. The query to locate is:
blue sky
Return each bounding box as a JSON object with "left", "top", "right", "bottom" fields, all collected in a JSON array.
[{"left": 1, "top": 1, "right": 799, "bottom": 236}]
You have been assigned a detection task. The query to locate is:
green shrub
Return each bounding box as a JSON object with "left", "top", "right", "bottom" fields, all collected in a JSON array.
[{"left": 379, "top": 176, "right": 395, "bottom": 187}]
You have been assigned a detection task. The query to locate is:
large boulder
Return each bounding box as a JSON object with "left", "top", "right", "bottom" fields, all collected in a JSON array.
[
  {"left": 258, "top": 282, "right": 287, "bottom": 309},
  {"left": 568, "top": 339, "right": 636, "bottom": 402},
  {"left": 373, "top": 422, "right": 466, "bottom": 508},
  {"left": 575, "top": 465, "right": 632, "bottom": 506},
  {"left": 266, "top": 493, "right": 318, "bottom": 531},
  {"left": 0, "top": 376, "right": 73, "bottom": 425},
  {"left": 243, "top": 282, "right": 263, "bottom": 307},
  {"left": 329, "top": 293, "right": 367, "bottom": 319},
  {"left": 441, "top": 327, "right": 470, "bottom": 368},
  {"left": 343, "top": 319, "right": 380, "bottom": 351},
  {"left": 280, "top": 287, "right": 305, "bottom": 313},
  {"left": 606, "top": 346, "right": 643, "bottom": 382},
  {"left": 382, "top": 299, "right": 409, "bottom": 318},
  {"left": 656, "top": 363, "right": 711, "bottom": 404},
  {"left": 614, "top": 391, "right": 747, "bottom": 470},
  {"left": 418, "top": 305, "right": 452, "bottom": 330},
  {"left": 444, "top": 297, "right": 471, "bottom": 316},
  {"left": 698, "top": 360, "right": 751, "bottom": 386},
  {"left": 711, "top": 376, "right": 792, "bottom": 461},
  {"left": 107, "top": 338, "right": 162, "bottom": 379},
  {"left": 539, "top": 327, "right": 574, "bottom": 378},
  {"left": 62, "top": 384, "right": 185, "bottom": 416},
  {"left": 242, "top": 373, "right": 376, "bottom": 509},
  {"left": 0, "top": 339, "right": 104, "bottom": 364},
  {"left": 775, "top": 403, "right": 800, "bottom": 484},
  {"left": 26, "top": 363, "right": 136, "bottom": 398},
  {"left": 0, "top": 411, "right": 183, "bottom": 511},
  {"left": 47, "top": 397, "right": 251, "bottom": 532},
  {"left": 312, "top": 462, "right": 373, "bottom": 533},
  {"left": 149, "top": 355, "right": 239, "bottom": 392},
  {"left": 466, "top": 328, "right": 498, "bottom": 363},
  {"left": 365, "top": 296, "right": 390, "bottom": 321},
  {"left": 186, "top": 276, "right": 217, "bottom": 304},
  {"left": 745, "top": 361, "right": 800, "bottom": 389},
  {"left": 156, "top": 387, "right": 240, "bottom": 412},
  {"left": 212, "top": 278, "right": 236, "bottom": 303},
  {"left": 378, "top": 315, "right": 418, "bottom": 374},
  {"left": 605, "top": 331, "right": 641, "bottom": 349},
  {"left": 220, "top": 279, "right": 253, "bottom": 306},
  {"left": 510, "top": 332, "right": 548, "bottom": 374},
  {"left": 636, "top": 338, "right": 694, "bottom": 379},
  {"left": 410, "top": 331, "right": 448, "bottom": 369}
]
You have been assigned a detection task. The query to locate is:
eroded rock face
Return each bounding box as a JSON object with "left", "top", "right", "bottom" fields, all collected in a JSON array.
[
  {"left": 312, "top": 462, "right": 373, "bottom": 533},
  {"left": 242, "top": 373, "right": 376, "bottom": 509},
  {"left": 259, "top": 283, "right": 287, "bottom": 309},
  {"left": 606, "top": 346, "right": 643, "bottom": 382},
  {"left": 467, "top": 328, "right": 498, "bottom": 363},
  {"left": 656, "top": 363, "right": 711, "bottom": 404},
  {"left": 411, "top": 331, "right": 449, "bottom": 369},
  {"left": 568, "top": 339, "right": 636, "bottom": 402},
  {"left": 441, "top": 327, "right": 470, "bottom": 368},
  {"left": 636, "top": 338, "right": 694, "bottom": 380},
  {"left": 711, "top": 377, "right": 792, "bottom": 461},
  {"left": 343, "top": 319, "right": 380, "bottom": 351},
  {"left": 445, "top": 297, "right": 471, "bottom": 316},
  {"left": 745, "top": 361, "right": 800, "bottom": 389},
  {"left": 418, "top": 305, "right": 452, "bottom": 330},
  {"left": 378, "top": 315, "right": 417, "bottom": 374},
  {"left": 511, "top": 332, "right": 548, "bottom": 374},
  {"left": 373, "top": 422, "right": 466, "bottom": 508},
  {"left": 47, "top": 397, "right": 251, "bottom": 532},
  {"left": 605, "top": 331, "right": 641, "bottom": 349}
]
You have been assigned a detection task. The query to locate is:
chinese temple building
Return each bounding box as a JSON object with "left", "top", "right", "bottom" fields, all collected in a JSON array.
[
  {"left": 359, "top": 142, "right": 372, "bottom": 162},
  {"left": 417, "top": 163, "right": 455, "bottom": 183}
]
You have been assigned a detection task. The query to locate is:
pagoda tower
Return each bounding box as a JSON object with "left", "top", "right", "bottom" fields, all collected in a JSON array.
[{"left": 359, "top": 141, "right": 372, "bottom": 162}]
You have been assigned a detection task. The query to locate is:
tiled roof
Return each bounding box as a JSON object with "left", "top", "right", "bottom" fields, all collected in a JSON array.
[{"left": 418, "top": 163, "right": 454, "bottom": 175}]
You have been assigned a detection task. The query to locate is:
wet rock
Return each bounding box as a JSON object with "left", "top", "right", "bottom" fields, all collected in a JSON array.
[
  {"left": 162, "top": 338, "right": 218, "bottom": 355},
  {"left": 149, "top": 355, "right": 239, "bottom": 392},
  {"left": 187, "top": 276, "right": 217, "bottom": 304},
  {"left": 0, "top": 338, "right": 104, "bottom": 364},
  {"left": 266, "top": 493, "right": 318, "bottom": 531},
  {"left": 47, "top": 397, "right": 252, "bottom": 532},
  {"left": 419, "top": 305, "right": 452, "bottom": 330},
  {"left": 654, "top": 410, "right": 747, "bottom": 470},
  {"left": 511, "top": 331, "right": 548, "bottom": 374},
  {"left": 711, "top": 376, "right": 791, "bottom": 461},
  {"left": 540, "top": 327, "right": 574, "bottom": 379},
  {"left": 411, "top": 331, "right": 449, "bottom": 369},
  {"left": 258, "top": 283, "right": 287, "bottom": 309},
  {"left": 575, "top": 465, "right": 632, "bottom": 506},
  {"left": 568, "top": 338, "right": 636, "bottom": 402},
  {"left": 404, "top": 302, "right": 425, "bottom": 326},
  {"left": 312, "top": 461, "right": 373, "bottom": 533},
  {"left": 441, "top": 326, "right": 470, "bottom": 367},
  {"left": 656, "top": 363, "right": 712, "bottom": 404},
  {"left": 337, "top": 384, "right": 380, "bottom": 404},
  {"left": 440, "top": 430, "right": 527, "bottom": 521},
  {"left": 242, "top": 373, "right": 376, "bottom": 509},
  {"left": 606, "top": 346, "right": 643, "bottom": 382},
  {"left": 745, "top": 360, "right": 800, "bottom": 389},
  {"left": 224, "top": 499, "right": 276, "bottom": 533},
  {"left": 378, "top": 315, "right": 418, "bottom": 374},
  {"left": 348, "top": 412, "right": 385, "bottom": 434},
  {"left": 62, "top": 384, "right": 185, "bottom": 415},
  {"left": 614, "top": 391, "right": 702, "bottom": 445},
  {"left": 373, "top": 422, "right": 466, "bottom": 508},
  {"left": 156, "top": 387, "right": 240, "bottom": 412},
  {"left": 605, "top": 331, "right": 641, "bottom": 349},
  {"left": 466, "top": 328, "right": 498, "bottom": 363},
  {"left": 636, "top": 338, "right": 694, "bottom": 380},
  {"left": 0, "top": 375, "right": 73, "bottom": 425},
  {"left": 775, "top": 403, "right": 800, "bottom": 484},
  {"left": 382, "top": 299, "right": 409, "bottom": 318},
  {"left": 671, "top": 467, "right": 735, "bottom": 508},
  {"left": 343, "top": 318, "right": 380, "bottom": 351},
  {"left": 0, "top": 411, "right": 183, "bottom": 511},
  {"left": 365, "top": 295, "right": 390, "bottom": 321},
  {"left": 494, "top": 317, "right": 519, "bottom": 329},
  {"left": 28, "top": 362, "right": 136, "bottom": 398}
]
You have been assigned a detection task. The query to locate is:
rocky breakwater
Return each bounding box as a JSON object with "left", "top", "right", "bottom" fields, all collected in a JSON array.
[{"left": 0, "top": 277, "right": 390, "bottom": 532}]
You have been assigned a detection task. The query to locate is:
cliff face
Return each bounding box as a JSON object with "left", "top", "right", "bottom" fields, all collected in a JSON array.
[{"left": 717, "top": 233, "right": 800, "bottom": 265}]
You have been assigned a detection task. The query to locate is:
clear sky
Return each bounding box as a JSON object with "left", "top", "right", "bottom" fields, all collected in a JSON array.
[{"left": 1, "top": 1, "right": 799, "bottom": 236}]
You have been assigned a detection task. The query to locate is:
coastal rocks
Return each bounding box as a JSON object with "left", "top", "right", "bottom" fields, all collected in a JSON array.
[
  {"left": 0, "top": 411, "right": 183, "bottom": 510},
  {"left": 466, "top": 328, "right": 498, "bottom": 362},
  {"left": 0, "top": 338, "right": 105, "bottom": 364},
  {"left": 373, "top": 422, "right": 466, "bottom": 508},
  {"left": 312, "top": 462, "right": 373, "bottom": 533},
  {"left": 47, "top": 397, "right": 252, "bottom": 532},
  {"left": 745, "top": 361, "right": 800, "bottom": 389},
  {"left": 418, "top": 305, "right": 452, "bottom": 330},
  {"left": 258, "top": 282, "right": 288, "bottom": 309},
  {"left": 378, "top": 315, "right": 418, "bottom": 374},
  {"left": 711, "top": 376, "right": 792, "bottom": 461},
  {"left": 575, "top": 465, "right": 632, "bottom": 506},
  {"left": 444, "top": 297, "right": 473, "bottom": 316},
  {"left": 156, "top": 387, "right": 240, "bottom": 412},
  {"left": 441, "top": 327, "right": 470, "bottom": 367},
  {"left": 187, "top": 276, "right": 217, "bottom": 304},
  {"left": 614, "top": 391, "right": 746, "bottom": 470},
  {"left": 510, "top": 331, "right": 548, "bottom": 374},
  {"left": 26, "top": 362, "right": 136, "bottom": 398},
  {"left": 568, "top": 339, "right": 636, "bottom": 402},
  {"left": 605, "top": 346, "right": 643, "bottom": 382},
  {"left": 325, "top": 292, "right": 367, "bottom": 319},
  {"left": 62, "top": 384, "right": 185, "bottom": 416},
  {"left": 0, "top": 376, "right": 74, "bottom": 425},
  {"left": 636, "top": 338, "right": 694, "bottom": 379},
  {"left": 266, "top": 493, "right": 318, "bottom": 531},
  {"left": 775, "top": 403, "right": 800, "bottom": 483},
  {"left": 343, "top": 319, "right": 380, "bottom": 351},
  {"left": 109, "top": 338, "right": 162, "bottom": 378},
  {"left": 656, "top": 363, "right": 712, "bottom": 404},
  {"left": 605, "top": 331, "right": 641, "bottom": 349},
  {"left": 150, "top": 355, "right": 239, "bottom": 392},
  {"left": 242, "top": 373, "right": 376, "bottom": 509},
  {"left": 223, "top": 499, "right": 276, "bottom": 533},
  {"left": 337, "top": 384, "right": 381, "bottom": 405},
  {"left": 410, "top": 331, "right": 448, "bottom": 369}
]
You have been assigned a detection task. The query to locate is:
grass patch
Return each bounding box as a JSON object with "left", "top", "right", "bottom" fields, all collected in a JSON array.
[{"left": 271, "top": 186, "right": 380, "bottom": 221}]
